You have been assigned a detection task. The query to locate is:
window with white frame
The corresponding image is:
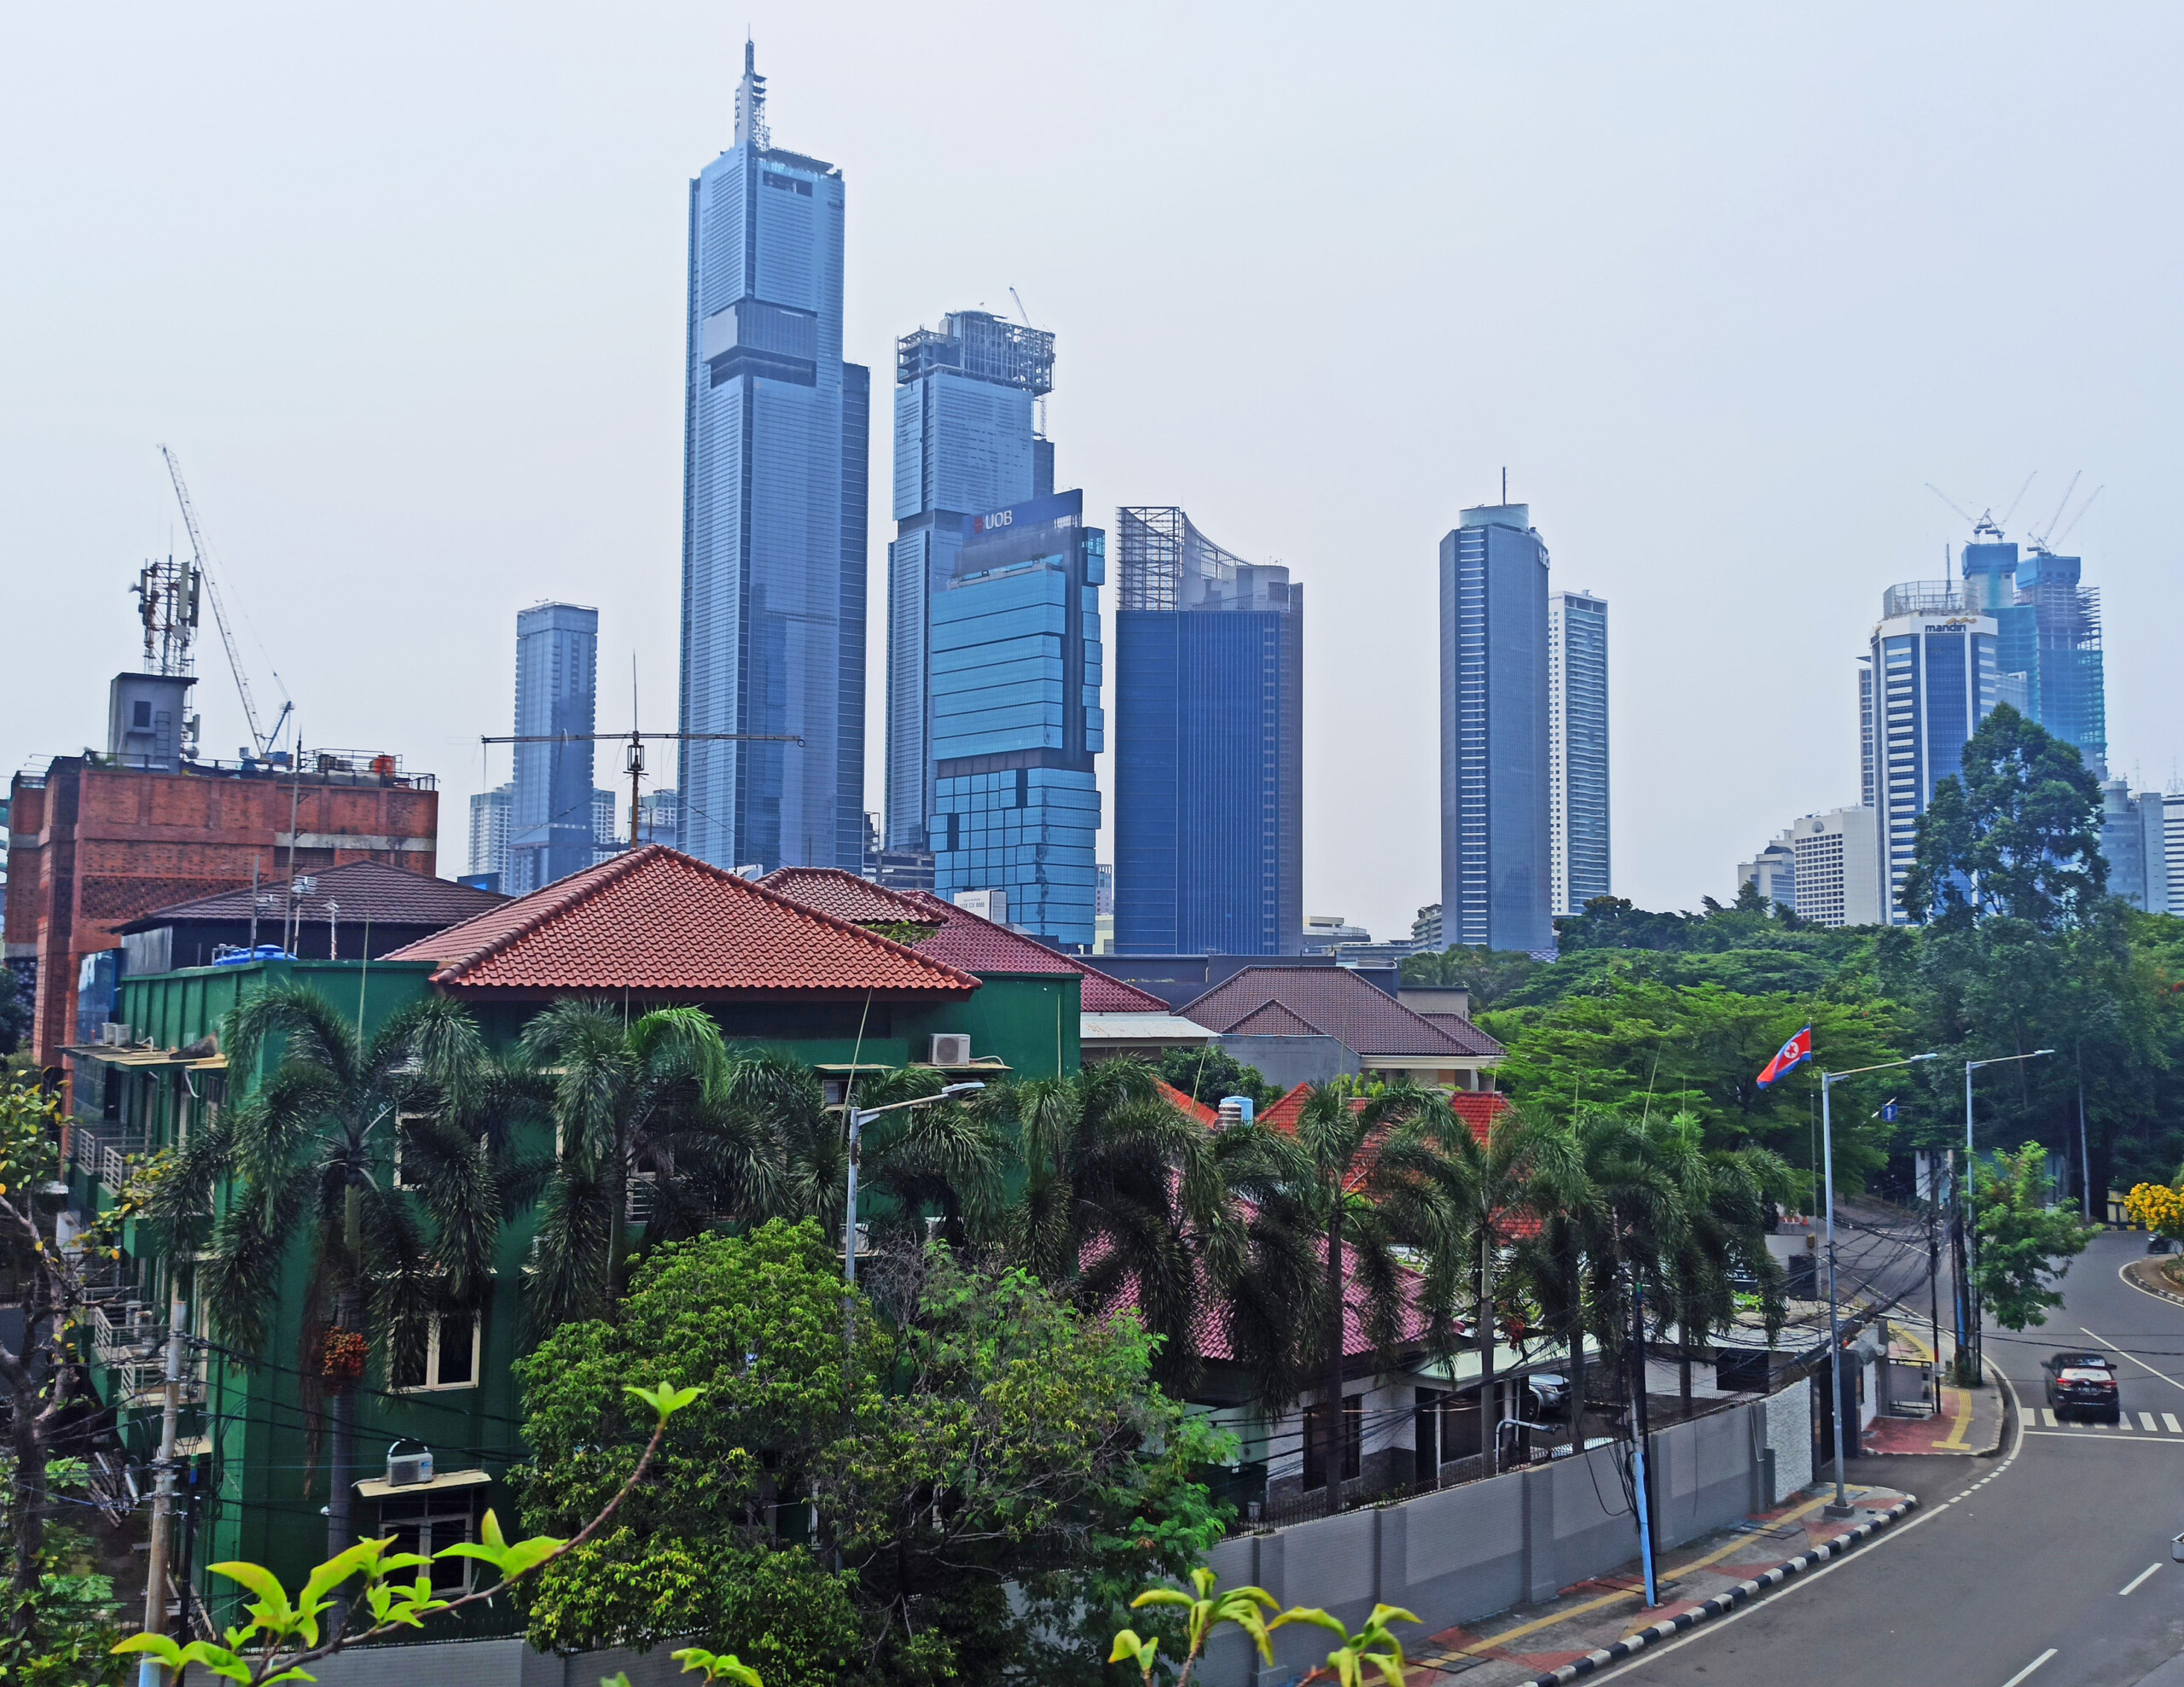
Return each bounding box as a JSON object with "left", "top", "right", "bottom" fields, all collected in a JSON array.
[
  {"left": 391, "top": 1309, "right": 479, "bottom": 1392},
  {"left": 377, "top": 1493, "right": 475, "bottom": 1594}
]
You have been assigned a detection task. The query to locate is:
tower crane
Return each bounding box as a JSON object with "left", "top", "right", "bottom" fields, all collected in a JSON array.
[
  {"left": 160, "top": 445, "right": 294, "bottom": 760},
  {"left": 1009, "top": 286, "right": 1049, "bottom": 440}
]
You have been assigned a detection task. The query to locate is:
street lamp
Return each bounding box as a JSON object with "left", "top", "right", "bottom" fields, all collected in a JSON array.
[
  {"left": 842, "top": 1082, "right": 986, "bottom": 1286},
  {"left": 1960, "top": 1050, "right": 2054, "bottom": 1376},
  {"left": 1819, "top": 1054, "right": 1938, "bottom": 1517}
]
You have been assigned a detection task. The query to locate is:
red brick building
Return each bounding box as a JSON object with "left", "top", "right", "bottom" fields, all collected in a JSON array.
[{"left": 5, "top": 755, "right": 439, "bottom": 1067}]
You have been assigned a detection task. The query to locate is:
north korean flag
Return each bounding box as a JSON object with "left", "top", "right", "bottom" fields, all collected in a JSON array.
[{"left": 1755, "top": 1025, "right": 1813, "bottom": 1089}]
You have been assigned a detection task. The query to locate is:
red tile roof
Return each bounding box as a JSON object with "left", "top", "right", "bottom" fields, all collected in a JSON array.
[
  {"left": 1153, "top": 1079, "right": 1221, "bottom": 1127},
  {"left": 756, "top": 867, "right": 936, "bottom": 926},
  {"left": 382, "top": 846, "right": 981, "bottom": 996},
  {"left": 805, "top": 885, "right": 1171, "bottom": 1012},
  {"left": 117, "top": 859, "right": 506, "bottom": 934}
]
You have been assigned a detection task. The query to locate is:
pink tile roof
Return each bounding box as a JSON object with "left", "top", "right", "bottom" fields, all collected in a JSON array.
[{"left": 382, "top": 846, "right": 980, "bottom": 997}]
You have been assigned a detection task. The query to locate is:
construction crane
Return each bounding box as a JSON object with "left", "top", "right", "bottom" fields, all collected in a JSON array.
[
  {"left": 479, "top": 727, "right": 802, "bottom": 852},
  {"left": 160, "top": 445, "right": 294, "bottom": 759},
  {"left": 2027, "top": 471, "right": 2104, "bottom": 556},
  {"left": 1923, "top": 482, "right": 2007, "bottom": 542}
]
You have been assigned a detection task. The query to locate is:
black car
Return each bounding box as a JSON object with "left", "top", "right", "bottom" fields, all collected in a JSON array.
[{"left": 2043, "top": 1351, "right": 2121, "bottom": 1422}]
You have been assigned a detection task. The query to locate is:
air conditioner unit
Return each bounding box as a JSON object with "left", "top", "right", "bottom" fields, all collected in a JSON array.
[
  {"left": 929, "top": 1033, "right": 972, "bottom": 1067},
  {"left": 385, "top": 1446, "right": 434, "bottom": 1488},
  {"left": 102, "top": 1022, "right": 131, "bottom": 1047}
]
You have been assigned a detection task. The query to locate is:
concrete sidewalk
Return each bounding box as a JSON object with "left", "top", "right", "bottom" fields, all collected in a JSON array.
[
  {"left": 1396, "top": 1483, "right": 1915, "bottom": 1685},
  {"left": 1855, "top": 1325, "right": 2004, "bottom": 1457}
]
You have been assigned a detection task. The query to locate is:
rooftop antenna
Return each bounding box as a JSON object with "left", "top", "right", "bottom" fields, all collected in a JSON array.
[{"left": 1502, "top": 466, "right": 1508, "bottom": 505}]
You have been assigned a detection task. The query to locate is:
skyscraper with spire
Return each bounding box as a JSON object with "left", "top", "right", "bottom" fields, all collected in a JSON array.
[{"left": 678, "top": 42, "right": 868, "bottom": 872}]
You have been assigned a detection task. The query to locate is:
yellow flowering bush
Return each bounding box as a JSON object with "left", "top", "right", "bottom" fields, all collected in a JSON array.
[{"left": 2124, "top": 1182, "right": 2184, "bottom": 1240}]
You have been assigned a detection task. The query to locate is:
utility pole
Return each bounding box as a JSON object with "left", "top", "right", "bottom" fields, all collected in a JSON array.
[
  {"left": 1926, "top": 1184, "right": 1943, "bottom": 1416},
  {"left": 1628, "top": 1267, "right": 1658, "bottom": 1607},
  {"left": 137, "top": 1281, "right": 188, "bottom": 1687},
  {"left": 1950, "top": 1150, "right": 1972, "bottom": 1386}
]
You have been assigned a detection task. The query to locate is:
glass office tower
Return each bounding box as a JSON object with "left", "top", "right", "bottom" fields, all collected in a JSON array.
[
  {"left": 1438, "top": 503, "right": 1553, "bottom": 954},
  {"left": 1957, "top": 532, "right": 2105, "bottom": 769},
  {"left": 930, "top": 491, "right": 1103, "bottom": 949},
  {"left": 679, "top": 42, "right": 868, "bottom": 872},
  {"left": 508, "top": 602, "right": 598, "bottom": 893},
  {"left": 886, "top": 311, "right": 1054, "bottom": 850},
  {"left": 1547, "top": 589, "right": 1609, "bottom": 918},
  {"left": 1112, "top": 507, "right": 1303, "bottom": 956},
  {"left": 1865, "top": 583, "right": 2000, "bottom": 923}
]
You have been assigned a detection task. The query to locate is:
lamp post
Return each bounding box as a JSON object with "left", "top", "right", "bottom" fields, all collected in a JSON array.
[
  {"left": 1961, "top": 1050, "right": 2054, "bottom": 1377},
  {"left": 1820, "top": 1054, "right": 1937, "bottom": 1517},
  {"left": 841, "top": 1082, "right": 987, "bottom": 1287}
]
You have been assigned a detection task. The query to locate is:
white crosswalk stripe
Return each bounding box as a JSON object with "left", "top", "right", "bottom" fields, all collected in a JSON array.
[
  {"left": 2164, "top": 1413, "right": 2181, "bottom": 1434},
  {"left": 2144, "top": 1412, "right": 2162, "bottom": 1432},
  {"left": 2042, "top": 1408, "right": 2058, "bottom": 1427}
]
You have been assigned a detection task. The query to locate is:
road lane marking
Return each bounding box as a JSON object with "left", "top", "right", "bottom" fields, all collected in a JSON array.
[
  {"left": 2144, "top": 1411, "right": 2161, "bottom": 1431},
  {"left": 2042, "top": 1408, "right": 2058, "bottom": 1427},
  {"left": 2082, "top": 1325, "right": 2184, "bottom": 1394},
  {"left": 2001, "top": 1649, "right": 2057, "bottom": 1687},
  {"left": 1584, "top": 1352, "right": 2028, "bottom": 1684},
  {"left": 2023, "top": 1429, "right": 2184, "bottom": 1442},
  {"left": 2117, "top": 1411, "right": 2134, "bottom": 1429},
  {"left": 2121, "top": 1563, "right": 2160, "bottom": 1596},
  {"left": 2164, "top": 1413, "right": 2181, "bottom": 1434}
]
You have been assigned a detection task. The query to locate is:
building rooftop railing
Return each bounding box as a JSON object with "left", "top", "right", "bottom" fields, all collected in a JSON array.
[
  {"left": 1880, "top": 580, "right": 1969, "bottom": 619},
  {"left": 20, "top": 750, "right": 435, "bottom": 791}
]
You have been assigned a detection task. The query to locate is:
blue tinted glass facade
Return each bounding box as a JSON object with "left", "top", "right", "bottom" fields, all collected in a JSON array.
[
  {"left": 885, "top": 313, "right": 1054, "bottom": 849},
  {"left": 509, "top": 602, "right": 598, "bottom": 893},
  {"left": 930, "top": 491, "right": 1101, "bottom": 948},
  {"left": 1113, "top": 508, "right": 1302, "bottom": 957},
  {"left": 1439, "top": 507, "right": 1552, "bottom": 954},
  {"left": 678, "top": 44, "right": 867, "bottom": 873},
  {"left": 2016, "top": 550, "right": 2106, "bottom": 763}
]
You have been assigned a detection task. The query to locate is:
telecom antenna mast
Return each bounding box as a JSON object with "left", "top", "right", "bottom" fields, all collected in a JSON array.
[{"left": 160, "top": 445, "right": 294, "bottom": 758}]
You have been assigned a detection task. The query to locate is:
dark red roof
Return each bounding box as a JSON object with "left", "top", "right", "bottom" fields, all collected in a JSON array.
[
  {"left": 757, "top": 867, "right": 936, "bottom": 926},
  {"left": 382, "top": 846, "right": 981, "bottom": 997},
  {"left": 1182, "top": 966, "right": 1505, "bottom": 1061},
  {"left": 1228, "top": 1000, "right": 1325, "bottom": 1038},
  {"left": 880, "top": 889, "right": 1171, "bottom": 1012},
  {"left": 117, "top": 858, "right": 506, "bottom": 934}
]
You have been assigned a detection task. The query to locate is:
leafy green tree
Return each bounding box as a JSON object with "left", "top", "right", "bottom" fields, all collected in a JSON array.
[
  {"left": 165, "top": 984, "right": 510, "bottom": 1560},
  {"left": 1972, "top": 1141, "right": 2092, "bottom": 1329},
  {"left": 515, "top": 1220, "right": 1226, "bottom": 1687},
  {"left": 1398, "top": 945, "right": 1544, "bottom": 1009},
  {"left": 1155, "top": 1044, "right": 1281, "bottom": 1111},
  {"left": 1901, "top": 703, "right": 2106, "bottom": 929}
]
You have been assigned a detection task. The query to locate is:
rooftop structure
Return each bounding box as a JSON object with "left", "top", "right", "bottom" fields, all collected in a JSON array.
[
  {"left": 1180, "top": 963, "right": 1504, "bottom": 1091},
  {"left": 114, "top": 859, "right": 508, "bottom": 971}
]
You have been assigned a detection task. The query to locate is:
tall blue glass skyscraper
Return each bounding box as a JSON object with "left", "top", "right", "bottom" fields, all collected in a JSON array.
[
  {"left": 509, "top": 602, "right": 599, "bottom": 893},
  {"left": 886, "top": 311, "right": 1054, "bottom": 850},
  {"left": 1957, "top": 532, "right": 2105, "bottom": 767},
  {"left": 929, "top": 491, "right": 1103, "bottom": 949},
  {"left": 1112, "top": 507, "right": 1302, "bottom": 957},
  {"left": 1548, "top": 589, "right": 1609, "bottom": 917},
  {"left": 1438, "top": 503, "right": 1552, "bottom": 954},
  {"left": 679, "top": 43, "right": 867, "bottom": 872}
]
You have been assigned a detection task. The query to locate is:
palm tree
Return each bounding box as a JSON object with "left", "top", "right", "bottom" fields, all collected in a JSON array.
[
  {"left": 1424, "top": 1100, "right": 1569, "bottom": 1475},
  {"left": 746, "top": 1055, "right": 1004, "bottom": 1251},
  {"left": 517, "top": 1000, "right": 764, "bottom": 1331},
  {"left": 1648, "top": 1115, "right": 1792, "bottom": 1416},
  {"left": 160, "top": 982, "right": 507, "bottom": 1560},
  {"left": 997, "top": 1058, "right": 1232, "bottom": 1393},
  {"left": 1220, "top": 1079, "right": 1463, "bottom": 1504}
]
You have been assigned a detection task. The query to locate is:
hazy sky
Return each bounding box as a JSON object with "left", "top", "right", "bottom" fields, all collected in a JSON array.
[{"left": 7, "top": 3, "right": 2181, "bottom": 945}]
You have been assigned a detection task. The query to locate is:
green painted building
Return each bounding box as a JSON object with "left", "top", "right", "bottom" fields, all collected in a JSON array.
[{"left": 66, "top": 846, "right": 1092, "bottom": 1632}]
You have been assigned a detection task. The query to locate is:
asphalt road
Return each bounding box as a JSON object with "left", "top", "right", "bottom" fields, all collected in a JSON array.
[{"left": 1600, "top": 1230, "right": 2184, "bottom": 1687}]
